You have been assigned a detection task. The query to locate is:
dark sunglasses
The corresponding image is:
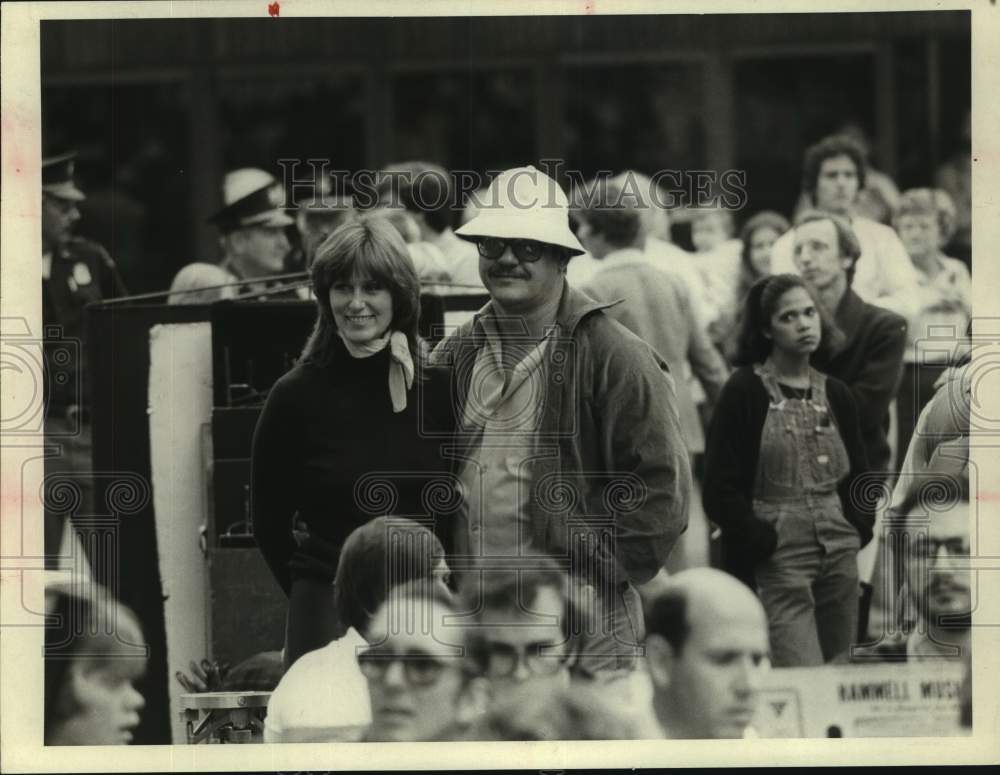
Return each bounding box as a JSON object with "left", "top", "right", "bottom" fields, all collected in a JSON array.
[
  {"left": 356, "top": 647, "right": 451, "bottom": 687},
  {"left": 476, "top": 237, "right": 548, "bottom": 263},
  {"left": 482, "top": 641, "right": 568, "bottom": 679}
]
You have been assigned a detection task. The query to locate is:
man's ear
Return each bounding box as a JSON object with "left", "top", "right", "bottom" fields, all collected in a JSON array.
[
  {"left": 456, "top": 677, "right": 490, "bottom": 725},
  {"left": 644, "top": 634, "right": 675, "bottom": 690},
  {"left": 68, "top": 661, "right": 103, "bottom": 709},
  {"left": 840, "top": 256, "right": 854, "bottom": 273},
  {"left": 227, "top": 230, "right": 248, "bottom": 255}
]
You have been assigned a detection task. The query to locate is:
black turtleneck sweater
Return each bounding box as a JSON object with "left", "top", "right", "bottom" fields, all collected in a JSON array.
[{"left": 250, "top": 337, "right": 453, "bottom": 595}]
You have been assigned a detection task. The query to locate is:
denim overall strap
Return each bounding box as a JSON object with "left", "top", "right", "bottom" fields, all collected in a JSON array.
[{"left": 750, "top": 361, "right": 861, "bottom": 667}]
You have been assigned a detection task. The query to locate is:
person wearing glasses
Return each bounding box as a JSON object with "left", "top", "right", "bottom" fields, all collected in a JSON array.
[
  {"left": 358, "top": 581, "right": 488, "bottom": 742},
  {"left": 430, "top": 165, "right": 691, "bottom": 679},
  {"left": 852, "top": 476, "right": 970, "bottom": 663},
  {"left": 251, "top": 217, "right": 453, "bottom": 669},
  {"left": 462, "top": 555, "right": 662, "bottom": 737},
  {"left": 263, "top": 516, "right": 451, "bottom": 742},
  {"left": 463, "top": 559, "right": 577, "bottom": 699}
]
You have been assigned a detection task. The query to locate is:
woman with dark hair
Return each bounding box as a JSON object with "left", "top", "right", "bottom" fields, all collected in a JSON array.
[
  {"left": 719, "top": 210, "right": 791, "bottom": 359},
  {"left": 702, "top": 274, "right": 874, "bottom": 667},
  {"left": 45, "top": 584, "right": 147, "bottom": 745},
  {"left": 736, "top": 211, "right": 790, "bottom": 305},
  {"left": 264, "top": 517, "right": 450, "bottom": 743},
  {"left": 251, "top": 216, "right": 452, "bottom": 669}
]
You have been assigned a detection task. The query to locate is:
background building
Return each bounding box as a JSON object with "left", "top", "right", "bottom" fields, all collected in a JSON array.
[{"left": 42, "top": 12, "right": 969, "bottom": 293}]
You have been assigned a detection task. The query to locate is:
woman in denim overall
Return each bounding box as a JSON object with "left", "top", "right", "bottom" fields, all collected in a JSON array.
[
  {"left": 752, "top": 358, "right": 861, "bottom": 666},
  {"left": 704, "top": 274, "right": 871, "bottom": 668}
]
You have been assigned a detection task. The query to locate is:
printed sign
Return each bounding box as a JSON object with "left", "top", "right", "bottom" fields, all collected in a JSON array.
[{"left": 753, "top": 660, "right": 967, "bottom": 738}]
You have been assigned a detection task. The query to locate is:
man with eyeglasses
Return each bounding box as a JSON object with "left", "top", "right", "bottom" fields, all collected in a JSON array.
[
  {"left": 358, "top": 581, "right": 488, "bottom": 742},
  {"left": 41, "top": 151, "right": 128, "bottom": 569},
  {"left": 430, "top": 165, "right": 691, "bottom": 679},
  {"left": 642, "top": 568, "right": 771, "bottom": 739},
  {"left": 853, "top": 477, "right": 971, "bottom": 663},
  {"left": 463, "top": 560, "right": 576, "bottom": 703}
]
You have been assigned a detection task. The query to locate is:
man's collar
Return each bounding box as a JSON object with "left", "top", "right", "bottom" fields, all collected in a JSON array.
[
  {"left": 833, "top": 287, "right": 865, "bottom": 341},
  {"left": 220, "top": 257, "right": 245, "bottom": 280}
]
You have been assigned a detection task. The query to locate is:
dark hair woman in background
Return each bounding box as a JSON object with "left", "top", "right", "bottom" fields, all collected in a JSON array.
[
  {"left": 251, "top": 216, "right": 453, "bottom": 669},
  {"left": 718, "top": 210, "right": 790, "bottom": 361},
  {"left": 702, "top": 274, "right": 873, "bottom": 667}
]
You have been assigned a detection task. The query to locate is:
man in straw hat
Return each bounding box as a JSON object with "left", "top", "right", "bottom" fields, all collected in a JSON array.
[
  {"left": 169, "top": 167, "right": 297, "bottom": 302},
  {"left": 41, "top": 151, "right": 128, "bottom": 569},
  {"left": 430, "top": 165, "right": 692, "bottom": 679}
]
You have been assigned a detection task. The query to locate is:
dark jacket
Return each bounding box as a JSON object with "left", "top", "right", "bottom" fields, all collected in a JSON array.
[
  {"left": 42, "top": 237, "right": 127, "bottom": 409},
  {"left": 429, "top": 282, "right": 692, "bottom": 586},
  {"left": 702, "top": 365, "right": 874, "bottom": 587},
  {"left": 250, "top": 339, "right": 452, "bottom": 595},
  {"left": 812, "top": 289, "right": 907, "bottom": 475}
]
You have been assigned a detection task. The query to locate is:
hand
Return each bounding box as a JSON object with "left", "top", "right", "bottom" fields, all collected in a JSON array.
[{"left": 175, "top": 658, "right": 229, "bottom": 693}]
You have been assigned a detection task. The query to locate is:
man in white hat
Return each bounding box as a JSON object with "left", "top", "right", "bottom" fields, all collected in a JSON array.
[
  {"left": 169, "top": 168, "right": 297, "bottom": 302},
  {"left": 41, "top": 151, "right": 128, "bottom": 569},
  {"left": 430, "top": 165, "right": 692, "bottom": 679}
]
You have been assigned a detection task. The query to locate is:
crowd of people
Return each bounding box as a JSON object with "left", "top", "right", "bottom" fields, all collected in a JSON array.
[{"left": 41, "top": 127, "right": 973, "bottom": 744}]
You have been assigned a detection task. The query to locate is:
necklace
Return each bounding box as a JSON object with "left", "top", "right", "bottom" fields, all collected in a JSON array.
[{"left": 779, "top": 383, "right": 811, "bottom": 400}]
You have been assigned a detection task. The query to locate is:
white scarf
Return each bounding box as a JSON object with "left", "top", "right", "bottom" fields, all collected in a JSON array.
[{"left": 338, "top": 330, "right": 415, "bottom": 413}]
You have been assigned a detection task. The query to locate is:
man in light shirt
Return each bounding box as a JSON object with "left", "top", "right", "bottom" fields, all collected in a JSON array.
[
  {"left": 770, "top": 134, "right": 920, "bottom": 323},
  {"left": 597, "top": 170, "right": 716, "bottom": 331},
  {"left": 375, "top": 161, "right": 485, "bottom": 293},
  {"left": 576, "top": 181, "right": 728, "bottom": 570}
]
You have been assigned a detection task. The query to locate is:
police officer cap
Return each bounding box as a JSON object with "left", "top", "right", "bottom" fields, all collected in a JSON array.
[
  {"left": 42, "top": 151, "right": 86, "bottom": 202},
  {"left": 210, "top": 167, "right": 295, "bottom": 233}
]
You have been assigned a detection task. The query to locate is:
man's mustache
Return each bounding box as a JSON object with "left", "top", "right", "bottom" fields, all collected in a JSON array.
[{"left": 489, "top": 269, "right": 529, "bottom": 279}]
